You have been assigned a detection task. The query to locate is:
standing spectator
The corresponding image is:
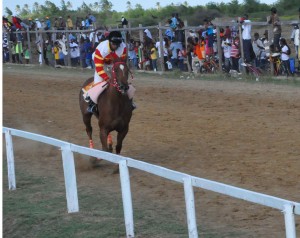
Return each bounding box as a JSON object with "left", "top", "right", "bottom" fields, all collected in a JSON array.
[
  {"left": 203, "top": 18, "right": 214, "bottom": 57},
  {"left": 66, "top": 16, "right": 73, "bottom": 30},
  {"left": 58, "top": 16, "right": 66, "bottom": 30},
  {"left": 240, "top": 14, "right": 252, "bottom": 63},
  {"left": 53, "top": 41, "right": 60, "bottom": 66},
  {"left": 35, "top": 18, "right": 42, "bottom": 30},
  {"left": 230, "top": 36, "right": 241, "bottom": 73},
  {"left": 84, "top": 38, "right": 93, "bottom": 69},
  {"left": 267, "top": 7, "right": 281, "bottom": 52},
  {"left": 252, "top": 32, "right": 265, "bottom": 67},
  {"left": 45, "top": 16, "right": 51, "bottom": 30},
  {"left": 79, "top": 37, "right": 87, "bottom": 68},
  {"left": 121, "top": 16, "right": 128, "bottom": 27},
  {"left": 186, "top": 36, "right": 194, "bottom": 71},
  {"left": 128, "top": 39, "right": 138, "bottom": 69},
  {"left": 15, "top": 41, "right": 23, "bottom": 64},
  {"left": 169, "top": 39, "right": 183, "bottom": 68},
  {"left": 150, "top": 42, "right": 158, "bottom": 71},
  {"left": 70, "top": 39, "right": 79, "bottom": 67},
  {"left": 88, "top": 13, "right": 96, "bottom": 26},
  {"left": 3, "top": 33, "right": 9, "bottom": 63},
  {"left": 53, "top": 17, "right": 59, "bottom": 29},
  {"left": 177, "top": 48, "right": 185, "bottom": 71},
  {"left": 23, "top": 46, "right": 30, "bottom": 64},
  {"left": 222, "top": 36, "right": 232, "bottom": 73},
  {"left": 10, "top": 41, "right": 17, "bottom": 63},
  {"left": 192, "top": 37, "right": 205, "bottom": 73},
  {"left": 280, "top": 38, "right": 292, "bottom": 76},
  {"left": 85, "top": 16, "right": 90, "bottom": 29},
  {"left": 290, "top": 24, "right": 299, "bottom": 59},
  {"left": 45, "top": 40, "right": 54, "bottom": 67}
]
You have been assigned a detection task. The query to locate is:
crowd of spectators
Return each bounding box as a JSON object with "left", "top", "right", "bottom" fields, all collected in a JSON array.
[{"left": 2, "top": 9, "right": 300, "bottom": 76}]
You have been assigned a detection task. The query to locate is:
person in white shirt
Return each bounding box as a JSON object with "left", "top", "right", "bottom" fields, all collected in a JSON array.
[
  {"left": 290, "top": 24, "right": 299, "bottom": 59},
  {"left": 279, "top": 38, "right": 292, "bottom": 76},
  {"left": 240, "top": 14, "right": 252, "bottom": 63},
  {"left": 252, "top": 32, "right": 265, "bottom": 67},
  {"left": 222, "top": 37, "right": 232, "bottom": 73}
]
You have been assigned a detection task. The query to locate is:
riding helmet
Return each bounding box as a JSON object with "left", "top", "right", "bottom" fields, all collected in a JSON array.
[{"left": 108, "top": 31, "right": 123, "bottom": 45}]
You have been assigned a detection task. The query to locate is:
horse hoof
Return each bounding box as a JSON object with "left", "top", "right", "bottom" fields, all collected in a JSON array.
[{"left": 108, "top": 144, "right": 113, "bottom": 153}]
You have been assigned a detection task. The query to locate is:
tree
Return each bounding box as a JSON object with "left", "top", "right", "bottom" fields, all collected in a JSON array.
[
  {"left": 126, "top": 1, "right": 132, "bottom": 11},
  {"left": 156, "top": 2, "right": 161, "bottom": 10},
  {"left": 100, "top": 0, "right": 113, "bottom": 12},
  {"left": 66, "top": 1, "right": 73, "bottom": 10},
  {"left": 15, "top": 5, "right": 21, "bottom": 14},
  {"left": 4, "top": 7, "right": 13, "bottom": 16},
  {"left": 33, "top": 2, "right": 40, "bottom": 13}
]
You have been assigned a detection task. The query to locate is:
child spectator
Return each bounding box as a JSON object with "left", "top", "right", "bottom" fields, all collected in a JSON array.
[
  {"left": 230, "top": 36, "right": 241, "bottom": 73},
  {"left": 279, "top": 38, "right": 293, "bottom": 76},
  {"left": 150, "top": 43, "right": 158, "bottom": 71},
  {"left": 84, "top": 38, "right": 93, "bottom": 69}
]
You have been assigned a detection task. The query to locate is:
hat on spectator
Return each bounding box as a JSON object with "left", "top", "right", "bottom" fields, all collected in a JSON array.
[
  {"left": 28, "top": 18, "right": 32, "bottom": 20},
  {"left": 59, "top": 16, "right": 62, "bottom": 18},
  {"left": 46, "top": 16, "right": 49, "bottom": 19},
  {"left": 35, "top": 18, "right": 39, "bottom": 21}
]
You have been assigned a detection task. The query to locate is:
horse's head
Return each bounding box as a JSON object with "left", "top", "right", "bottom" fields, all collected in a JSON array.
[{"left": 110, "top": 60, "right": 131, "bottom": 95}]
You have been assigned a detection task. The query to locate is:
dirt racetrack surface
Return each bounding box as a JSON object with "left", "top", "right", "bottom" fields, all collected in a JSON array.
[{"left": 3, "top": 64, "right": 300, "bottom": 237}]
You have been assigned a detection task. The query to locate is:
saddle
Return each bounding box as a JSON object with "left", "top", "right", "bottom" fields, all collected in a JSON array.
[{"left": 82, "top": 81, "right": 108, "bottom": 103}]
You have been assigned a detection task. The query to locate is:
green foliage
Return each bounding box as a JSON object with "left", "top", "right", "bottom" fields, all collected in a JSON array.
[{"left": 3, "top": 0, "right": 299, "bottom": 26}]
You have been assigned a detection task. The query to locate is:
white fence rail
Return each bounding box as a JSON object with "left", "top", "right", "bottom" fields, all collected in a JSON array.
[{"left": 2, "top": 127, "right": 300, "bottom": 238}]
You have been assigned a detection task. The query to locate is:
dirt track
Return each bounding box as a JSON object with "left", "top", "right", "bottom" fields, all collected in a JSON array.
[{"left": 3, "top": 64, "right": 300, "bottom": 237}]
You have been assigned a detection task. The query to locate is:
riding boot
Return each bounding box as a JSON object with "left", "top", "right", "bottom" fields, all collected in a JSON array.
[{"left": 87, "top": 100, "right": 97, "bottom": 113}]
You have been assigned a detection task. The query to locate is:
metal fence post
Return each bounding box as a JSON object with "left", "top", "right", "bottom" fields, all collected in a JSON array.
[
  {"left": 61, "top": 144, "right": 79, "bottom": 213},
  {"left": 119, "top": 160, "right": 134, "bottom": 237},
  {"left": 5, "top": 130, "right": 16, "bottom": 190}
]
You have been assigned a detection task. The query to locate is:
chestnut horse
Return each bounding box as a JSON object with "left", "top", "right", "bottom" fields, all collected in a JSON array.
[{"left": 79, "top": 60, "right": 133, "bottom": 161}]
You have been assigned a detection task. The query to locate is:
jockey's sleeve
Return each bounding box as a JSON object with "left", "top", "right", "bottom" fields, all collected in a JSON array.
[{"left": 94, "top": 48, "right": 110, "bottom": 81}]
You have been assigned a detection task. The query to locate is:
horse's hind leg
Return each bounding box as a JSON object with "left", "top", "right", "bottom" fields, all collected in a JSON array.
[
  {"left": 82, "top": 113, "right": 94, "bottom": 148},
  {"left": 107, "top": 133, "right": 113, "bottom": 152}
]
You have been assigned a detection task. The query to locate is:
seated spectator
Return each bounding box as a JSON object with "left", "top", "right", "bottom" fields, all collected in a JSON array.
[{"left": 66, "top": 16, "right": 73, "bottom": 30}]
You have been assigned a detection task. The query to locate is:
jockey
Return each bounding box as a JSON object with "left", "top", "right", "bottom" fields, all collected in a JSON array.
[{"left": 85, "top": 30, "right": 136, "bottom": 113}]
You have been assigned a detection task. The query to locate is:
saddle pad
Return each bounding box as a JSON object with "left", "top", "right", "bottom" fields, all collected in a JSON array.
[{"left": 86, "top": 81, "right": 108, "bottom": 103}]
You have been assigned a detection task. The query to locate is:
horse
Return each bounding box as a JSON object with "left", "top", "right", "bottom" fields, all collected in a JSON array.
[{"left": 79, "top": 59, "right": 133, "bottom": 169}]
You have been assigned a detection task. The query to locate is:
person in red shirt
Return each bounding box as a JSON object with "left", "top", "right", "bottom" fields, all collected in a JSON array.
[{"left": 85, "top": 31, "right": 136, "bottom": 113}]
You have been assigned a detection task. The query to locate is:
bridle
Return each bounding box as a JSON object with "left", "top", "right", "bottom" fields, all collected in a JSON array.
[{"left": 110, "top": 61, "right": 133, "bottom": 95}]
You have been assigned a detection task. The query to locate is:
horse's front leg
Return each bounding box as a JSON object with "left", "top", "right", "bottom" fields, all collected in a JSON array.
[
  {"left": 99, "top": 129, "right": 109, "bottom": 152},
  {"left": 116, "top": 127, "right": 129, "bottom": 155}
]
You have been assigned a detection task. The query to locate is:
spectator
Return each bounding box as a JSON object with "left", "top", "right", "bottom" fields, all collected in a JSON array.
[
  {"left": 88, "top": 13, "right": 96, "bottom": 26},
  {"left": 70, "top": 39, "right": 79, "bottom": 67},
  {"left": 45, "top": 16, "right": 51, "bottom": 30},
  {"left": 53, "top": 41, "right": 60, "bottom": 66},
  {"left": 35, "top": 18, "right": 42, "bottom": 30},
  {"left": 203, "top": 18, "right": 214, "bottom": 57},
  {"left": 290, "top": 24, "right": 299, "bottom": 59},
  {"left": 150, "top": 42, "right": 158, "bottom": 71},
  {"left": 186, "top": 37, "right": 194, "bottom": 71},
  {"left": 267, "top": 7, "right": 281, "bottom": 52},
  {"left": 121, "top": 16, "right": 128, "bottom": 26},
  {"left": 10, "top": 41, "right": 17, "bottom": 63},
  {"left": 24, "top": 46, "right": 30, "bottom": 64},
  {"left": 67, "top": 16, "right": 73, "bottom": 30},
  {"left": 240, "top": 14, "right": 252, "bottom": 64},
  {"left": 169, "top": 39, "right": 183, "bottom": 68},
  {"left": 222, "top": 35, "right": 232, "bottom": 73},
  {"left": 45, "top": 40, "right": 54, "bottom": 67},
  {"left": 58, "top": 16, "right": 66, "bottom": 30},
  {"left": 3, "top": 33, "right": 9, "bottom": 63},
  {"left": 79, "top": 37, "right": 87, "bottom": 68},
  {"left": 192, "top": 37, "right": 205, "bottom": 73},
  {"left": 279, "top": 38, "right": 292, "bottom": 76},
  {"left": 230, "top": 36, "right": 241, "bottom": 73},
  {"left": 15, "top": 41, "right": 23, "bottom": 64},
  {"left": 85, "top": 16, "right": 90, "bottom": 29},
  {"left": 169, "top": 13, "right": 178, "bottom": 31},
  {"left": 53, "top": 17, "right": 59, "bottom": 29},
  {"left": 252, "top": 32, "right": 265, "bottom": 67},
  {"left": 128, "top": 39, "right": 138, "bottom": 69},
  {"left": 84, "top": 38, "right": 93, "bottom": 69},
  {"left": 177, "top": 48, "right": 185, "bottom": 71}
]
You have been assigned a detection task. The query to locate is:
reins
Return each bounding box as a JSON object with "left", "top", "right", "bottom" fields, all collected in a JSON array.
[{"left": 110, "top": 61, "right": 133, "bottom": 93}]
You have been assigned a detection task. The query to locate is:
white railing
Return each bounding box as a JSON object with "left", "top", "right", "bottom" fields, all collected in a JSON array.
[{"left": 3, "top": 127, "right": 300, "bottom": 238}]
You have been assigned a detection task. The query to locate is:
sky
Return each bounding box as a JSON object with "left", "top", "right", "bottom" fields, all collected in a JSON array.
[{"left": 3, "top": 0, "right": 277, "bottom": 14}]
